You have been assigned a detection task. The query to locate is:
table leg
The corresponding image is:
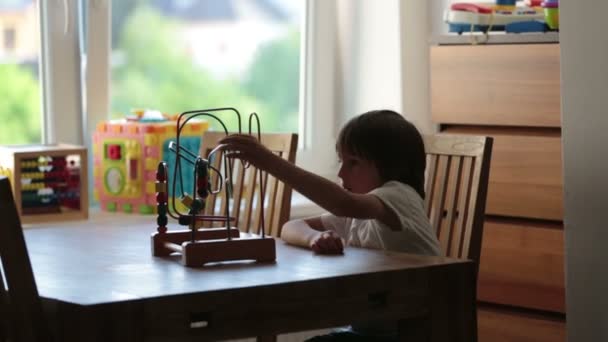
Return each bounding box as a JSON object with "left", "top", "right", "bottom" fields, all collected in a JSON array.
[{"left": 428, "top": 263, "right": 477, "bottom": 342}]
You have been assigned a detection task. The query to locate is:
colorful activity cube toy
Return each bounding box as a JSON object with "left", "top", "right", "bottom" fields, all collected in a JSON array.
[
  {"left": 0, "top": 144, "right": 88, "bottom": 223},
  {"left": 93, "top": 114, "right": 209, "bottom": 214}
]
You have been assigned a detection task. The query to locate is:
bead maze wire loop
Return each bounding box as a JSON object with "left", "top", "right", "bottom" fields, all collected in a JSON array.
[{"left": 159, "top": 107, "right": 268, "bottom": 240}]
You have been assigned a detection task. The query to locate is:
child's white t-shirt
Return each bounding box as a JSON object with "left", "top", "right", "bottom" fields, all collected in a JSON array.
[{"left": 320, "top": 180, "right": 441, "bottom": 256}]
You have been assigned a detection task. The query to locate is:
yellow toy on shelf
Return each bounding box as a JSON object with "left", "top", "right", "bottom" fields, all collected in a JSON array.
[{"left": 93, "top": 110, "right": 209, "bottom": 214}]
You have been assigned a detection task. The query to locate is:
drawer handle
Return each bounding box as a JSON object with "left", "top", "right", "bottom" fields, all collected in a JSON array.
[{"left": 190, "top": 312, "right": 211, "bottom": 329}]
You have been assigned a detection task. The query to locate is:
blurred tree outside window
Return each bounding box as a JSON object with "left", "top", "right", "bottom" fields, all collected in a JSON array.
[
  {"left": 0, "top": 0, "right": 42, "bottom": 145},
  {"left": 111, "top": 0, "right": 303, "bottom": 133}
]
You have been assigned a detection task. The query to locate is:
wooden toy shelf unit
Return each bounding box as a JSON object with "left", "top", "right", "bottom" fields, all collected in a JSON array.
[
  {"left": 0, "top": 144, "right": 88, "bottom": 223},
  {"left": 151, "top": 108, "right": 275, "bottom": 267}
]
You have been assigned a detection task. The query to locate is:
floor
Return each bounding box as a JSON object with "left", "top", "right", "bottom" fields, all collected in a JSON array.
[{"left": 478, "top": 303, "right": 566, "bottom": 342}]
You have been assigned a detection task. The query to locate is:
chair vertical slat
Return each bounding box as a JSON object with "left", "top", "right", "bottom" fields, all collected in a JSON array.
[
  {"left": 446, "top": 157, "right": 465, "bottom": 258},
  {"left": 430, "top": 155, "right": 451, "bottom": 239},
  {"left": 216, "top": 156, "right": 230, "bottom": 228},
  {"left": 270, "top": 152, "right": 286, "bottom": 236},
  {"left": 458, "top": 158, "right": 474, "bottom": 256},
  {"left": 256, "top": 172, "right": 272, "bottom": 236},
  {"left": 232, "top": 161, "right": 246, "bottom": 230},
  {"left": 202, "top": 149, "right": 223, "bottom": 227},
  {"left": 441, "top": 157, "right": 463, "bottom": 256},
  {"left": 242, "top": 166, "right": 258, "bottom": 233},
  {"left": 251, "top": 172, "right": 264, "bottom": 235},
  {"left": 462, "top": 155, "right": 483, "bottom": 258},
  {"left": 425, "top": 155, "right": 438, "bottom": 216},
  {"left": 264, "top": 170, "right": 280, "bottom": 236}
]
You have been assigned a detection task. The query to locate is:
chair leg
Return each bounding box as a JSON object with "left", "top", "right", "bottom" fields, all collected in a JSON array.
[{"left": 257, "top": 335, "right": 278, "bottom": 342}]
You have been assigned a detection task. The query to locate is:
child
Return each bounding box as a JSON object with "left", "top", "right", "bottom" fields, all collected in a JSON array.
[{"left": 220, "top": 109, "right": 441, "bottom": 341}]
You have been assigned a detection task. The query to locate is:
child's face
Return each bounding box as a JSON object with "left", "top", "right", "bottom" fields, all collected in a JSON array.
[{"left": 337, "top": 149, "right": 383, "bottom": 194}]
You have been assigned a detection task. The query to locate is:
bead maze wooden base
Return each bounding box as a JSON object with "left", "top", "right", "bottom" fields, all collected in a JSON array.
[{"left": 152, "top": 227, "right": 276, "bottom": 267}]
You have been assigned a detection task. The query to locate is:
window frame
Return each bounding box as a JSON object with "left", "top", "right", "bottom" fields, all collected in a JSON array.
[{"left": 39, "top": 0, "right": 84, "bottom": 145}]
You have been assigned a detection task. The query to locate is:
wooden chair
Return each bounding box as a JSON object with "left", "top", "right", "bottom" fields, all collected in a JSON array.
[
  {"left": 199, "top": 131, "right": 298, "bottom": 238},
  {"left": 392, "top": 135, "right": 493, "bottom": 341},
  {"left": 0, "top": 176, "right": 51, "bottom": 342},
  {"left": 423, "top": 134, "right": 493, "bottom": 275}
]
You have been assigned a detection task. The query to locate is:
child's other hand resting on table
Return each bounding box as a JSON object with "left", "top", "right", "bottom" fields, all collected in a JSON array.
[{"left": 310, "top": 230, "right": 344, "bottom": 254}]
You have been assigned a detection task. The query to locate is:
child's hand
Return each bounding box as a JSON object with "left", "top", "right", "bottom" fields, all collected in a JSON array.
[
  {"left": 219, "top": 134, "right": 274, "bottom": 169},
  {"left": 310, "top": 230, "right": 344, "bottom": 254}
]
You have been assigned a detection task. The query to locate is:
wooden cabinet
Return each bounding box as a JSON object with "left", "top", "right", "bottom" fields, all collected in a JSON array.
[
  {"left": 430, "top": 43, "right": 566, "bottom": 315},
  {"left": 444, "top": 126, "right": 563, "bottom": 220},
  {"left": 478, "top": 218, "right": 565, "bottom": 312},
  {"left": 431, "top": 44, "right": 561, "bottom": 127}
]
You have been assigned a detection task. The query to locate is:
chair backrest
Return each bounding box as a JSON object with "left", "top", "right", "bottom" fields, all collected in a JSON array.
[
  {"left": 199, "top": 132, "right": 298, "bottom": 237},
  {"left": 423, "top": 134, "right": 493, "bottom": 269},
  {"left": 0, "top": 176, "right": 50, "bottom": 342}
]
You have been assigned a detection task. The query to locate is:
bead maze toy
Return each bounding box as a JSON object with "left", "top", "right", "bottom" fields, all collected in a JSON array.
[
  {"left": 151, "top": 108, "right": 276, "bottom": 267},
  {"left": 0, "top": 144, "right": 88, "bottom": 223},
  {"left": 92, "top": 110, "right": 209, "bottom": 214}
]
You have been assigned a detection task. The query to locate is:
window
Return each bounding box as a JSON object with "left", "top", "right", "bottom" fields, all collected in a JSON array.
[
  {"left": 109, "top": 0, "right": 303, "bottom": 134},
  {"left": 8, "top": 0, "right": 339, "bottom": 217},
  {"left": 0, "top": 0, "right": 42, "bottom": 145},
  {"left": 86, "top": 0, "right": 339, "bottom": 176}
]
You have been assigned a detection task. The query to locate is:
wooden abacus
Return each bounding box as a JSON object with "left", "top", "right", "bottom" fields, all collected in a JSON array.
[{"left": 150, "top": 108, "right": 276, "bottom": 267}]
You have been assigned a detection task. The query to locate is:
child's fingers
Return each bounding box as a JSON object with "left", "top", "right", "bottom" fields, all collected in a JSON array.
[
  {"left": 330, "top": 237, "right": 343, "bottom": 253},
  {"left": 219, "top": 134, "right": 258, "bottom": 145},
  {"left": 334, "top": 237, "right": 344, "bottom": 253},
  {"left": 318, "top": 236, "right": 343, "bottom": 254},
  {"left": 311, "top": 242, "right": 322, "bottom": 253}
]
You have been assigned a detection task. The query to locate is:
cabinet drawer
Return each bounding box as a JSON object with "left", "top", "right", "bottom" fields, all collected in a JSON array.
[
  {"left": 431, "top": 44, "right": 561, "bottom": 127},
  {"left": 478, "top": 219, "right": 565, "bottom": 313},
  {"left": 443, "top": 127, "right": 563, "bottom": 220}
]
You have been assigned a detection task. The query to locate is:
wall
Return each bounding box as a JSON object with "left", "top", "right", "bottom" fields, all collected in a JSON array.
[
  {"left": 335, "top": 0, "right": 403, "bottom": 124},
  {"left": 400, "top": 0, "right": 436, "bottom": 134},
  {"left": 560, "top": 1, "right": 608, "bottom": 341}
]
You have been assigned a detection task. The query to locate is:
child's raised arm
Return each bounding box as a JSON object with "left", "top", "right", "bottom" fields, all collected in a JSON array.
[{"left": 219, "top": 135, "right": 400, "bottom": 230}]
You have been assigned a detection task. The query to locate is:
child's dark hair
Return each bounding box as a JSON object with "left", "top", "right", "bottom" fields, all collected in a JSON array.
[{"left": 336, "top": 109, "right": 426, "bottom": 198}]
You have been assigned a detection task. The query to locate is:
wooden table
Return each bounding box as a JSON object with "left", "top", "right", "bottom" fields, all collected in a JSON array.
[{"left": 24, "top": 213, "right": 477, "bottom": 341}]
